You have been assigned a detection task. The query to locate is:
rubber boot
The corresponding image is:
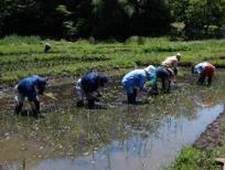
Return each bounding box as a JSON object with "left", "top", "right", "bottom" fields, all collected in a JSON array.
[
  {"left": 34, "top": 100, "right": 40, "bottom": 112},
  {"left": 127, "top": 93, "right": 136, "bottom": 105},
  {"left": 128, "top": 94, "right": 132, "bottom": 104},
  {"left": 14, "top": 103, "right": 23, "bottom": 115},
  {"left": 33, "top": 100, "right": 41, "bottom": 118},
  {"left": 76, "top": 100, "right": 84, "bottom": 107},
  {"left": 87, "top": 99, "right": 95, "bottom": 109}
]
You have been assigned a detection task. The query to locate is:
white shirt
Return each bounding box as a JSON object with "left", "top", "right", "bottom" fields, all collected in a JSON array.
[{"left": 162, "top": 56, "right": 178, "bottom": 68}]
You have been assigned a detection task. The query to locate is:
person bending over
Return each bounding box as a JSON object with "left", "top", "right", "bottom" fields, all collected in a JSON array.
[
  {"left": 192, "top": 62, "right": 215, "bottom": 86},
  {"left": 162, "top": 53, "right": 181, "bottom": 75},
  {"left": 151, "top": 66, "right": 174, "bottom": 95},
  {"left": 15, "top": 75, "right": 47, "bottom": 117},
  {"left": 75, "top": 71, "right": 108, "bottom": 109},
  {"left": 122, "top": 65, "right": 157, "bottom": 105}
]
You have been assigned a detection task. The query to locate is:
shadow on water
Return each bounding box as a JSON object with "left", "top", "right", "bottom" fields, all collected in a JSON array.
[{"left": 1, "top": 71, "right": 225, "bottom": 170}]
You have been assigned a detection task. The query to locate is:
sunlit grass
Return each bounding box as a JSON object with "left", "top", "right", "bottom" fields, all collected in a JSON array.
[
  {"left": 166, "top": 147, "right": 221, "bottom": 170},
  {"left": 1, "top": 35, "right": 225, "bottom": 83}
]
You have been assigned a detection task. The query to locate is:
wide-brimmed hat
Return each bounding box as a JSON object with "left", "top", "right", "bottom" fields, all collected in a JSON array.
[{"left": 144, "top": 65, "right": 156, "bottom": 74}]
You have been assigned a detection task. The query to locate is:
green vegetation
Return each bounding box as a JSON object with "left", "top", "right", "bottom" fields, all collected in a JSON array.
[
  {"left": 167, "top": 110, "right": 225, "bottom": 170},
  {"left": 1, "top": 0, "right": 225, "bottom": 40},
  {"left": 167, "top": 147, "right": 221, "bottom": 170},
  {"left": 1, "top": 35, "right": 225, "bottom": 83},
  {"left": 2, "top": 36, "right": 225, "bottom": 169}
]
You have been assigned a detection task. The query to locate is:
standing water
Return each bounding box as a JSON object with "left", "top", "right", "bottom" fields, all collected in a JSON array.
[{"left": 1, "top": 71, "right": 225, "bottom": 170}]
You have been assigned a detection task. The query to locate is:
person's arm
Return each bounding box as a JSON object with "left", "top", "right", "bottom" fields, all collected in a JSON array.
[
  {"left": 139, "top": 75, "right": 146, "bottom": 90},
  {"left": 150, "top": 73, "right": 157, "bottom": 87},
  {"left": 27, "top": 88, "right": 38, "bottom": 108}
]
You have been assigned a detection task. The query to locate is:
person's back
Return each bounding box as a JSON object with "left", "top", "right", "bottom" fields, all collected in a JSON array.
[
  {"left": 81, "top": 72, "right": 99, "bottom": 93},
  {"left": 15, "top": 75, "right": 47, "bottom": 117},
  {"left": 162, "top": 53, "right": 181, "bottom": 69},
  {"left": 17, "top": 75, "right": 46, "bottom": 96},
  {"left": 122, "top": 69, "right": 146, "bottom": 89},
  {"left": 153, "top": 66, "right": 173, "bottom": 94},
  {"left": 156, "top": 66, "right": 173, "bottom": 77},
  {"left": 194, "top": 62, "right": 215, "bottom": 74},
  {"left": 162, "top": 56, "right": 178, "bottom": 68},
  {"left": 192, "top": 62, "right": 215, "bottom": 86},
  {"left": 122, "top": 66, "right": 156, "bottom": 104}
]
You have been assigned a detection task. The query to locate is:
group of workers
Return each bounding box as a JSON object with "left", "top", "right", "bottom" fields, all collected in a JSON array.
[{"left": 14, "top": 53, "right": 216, "bottom": 117}]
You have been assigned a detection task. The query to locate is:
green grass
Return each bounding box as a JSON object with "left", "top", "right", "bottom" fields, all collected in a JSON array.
[
  {"left": 166, "top": 147, "right": 221, "bottom": 170},
  {"left": 1, "top": 35, "right": 225, "bottom": 84}
]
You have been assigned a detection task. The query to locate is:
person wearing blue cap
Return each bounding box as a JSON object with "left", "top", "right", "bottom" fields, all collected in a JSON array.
[
  {"left": 14, "top": 75, "right": 47, "bottom": 117},
  {"left": 122, "top": 65, "right": 157, "bottom": 105},
  {"left": 75, "top": 71, "right": 108, "bottom": 109}
]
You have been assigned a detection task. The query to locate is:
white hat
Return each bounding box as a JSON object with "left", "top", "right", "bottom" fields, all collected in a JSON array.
[
  {"left": 176, "top": 53, "right": 181, "bottom": 59},
  {"left": 144, "top": 65, "right": 156, "bottom": 74}
]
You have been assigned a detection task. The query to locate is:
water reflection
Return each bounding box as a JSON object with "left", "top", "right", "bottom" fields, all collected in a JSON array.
[
  {"left": 31, "top": 105, "right": 224, "bottom": 170},
  {"left": 2, "top": 71, "right": 225, "bottom": 170}
]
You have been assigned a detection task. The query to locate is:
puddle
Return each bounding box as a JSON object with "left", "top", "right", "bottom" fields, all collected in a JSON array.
[
  {"left": 1, "top": 70, "right": 225, "bottom": 170},
  {"left": 29, "top": 105, "right": 224, "bottom": 170}
]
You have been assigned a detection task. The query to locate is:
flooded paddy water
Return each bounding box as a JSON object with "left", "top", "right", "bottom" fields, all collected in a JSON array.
[{"left": 0, "top": 70, "right": 225, "bottom": 170}]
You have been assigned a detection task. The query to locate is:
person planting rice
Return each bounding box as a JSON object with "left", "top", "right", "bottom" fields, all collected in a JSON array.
[
  {"left": 14, "top": 75, "right": 47, "bottom": 118},
  {"left": 44, "top": 43, "right": 51, "bottom": 53},
  {"left": 75, "top": 71, "right": 108, "bottom": 109},
  {"left": 162, "top": 53, "right": 181, "bottom": 75},
  {"left": 191, "top": 61, "right": 215, "bottom": 86},
  {"left": 150, "top": 66, "right": 174, "bottom": 95},
  {"left": 122, "top": 65, "right": 157, "bottom": 105}
]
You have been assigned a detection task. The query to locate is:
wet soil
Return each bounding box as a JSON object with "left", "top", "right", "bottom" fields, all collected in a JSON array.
[{"left": 0, "top": 70, "right": 225, "bottom": 167}]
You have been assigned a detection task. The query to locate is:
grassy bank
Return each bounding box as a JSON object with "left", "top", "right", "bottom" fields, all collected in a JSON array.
[
  {"left": 166, "top": 147, "right": 221, "bottom": 170},
  {"left": 1, "top": 35, "right": 225, "bottom": 84},
  {"left": 166, "top": 114, "right": 225, "bottom": 170}
]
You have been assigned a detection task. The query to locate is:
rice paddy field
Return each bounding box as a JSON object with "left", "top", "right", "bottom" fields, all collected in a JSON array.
[
  {"left": 1, "top": 35, "right": 225, "bottom": 84},
  {"left": 1, "top": 35, "right": 225, "bottom": 170}
]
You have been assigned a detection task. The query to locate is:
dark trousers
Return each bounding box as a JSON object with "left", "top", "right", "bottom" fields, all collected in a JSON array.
[
  {"left": 127, "top": 89, "right": 137, "bottom": 104},
  {"left": 198, "top": 71, "right": 213, "bottom": 86},
  {"left": 161, "top": 77, "right": 171, "bottom": 93},
  {"left": 14, "top": 98, "right": 40, "bottom": 116},
  {"left": 154, "top": 67, "right": 171, "bottom": 94}
]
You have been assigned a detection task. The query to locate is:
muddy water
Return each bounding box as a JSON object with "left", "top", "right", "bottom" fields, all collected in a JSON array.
[
  {"left": 30, "top": 106, "right": 224, "bottom": 170},
  {"left": 1, "top": 71, "right": 225, "bottom": 170}
]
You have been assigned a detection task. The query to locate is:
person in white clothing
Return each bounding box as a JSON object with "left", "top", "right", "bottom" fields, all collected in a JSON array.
[{"left": 162, "top": 53, "right": 181, "bottom": 75}]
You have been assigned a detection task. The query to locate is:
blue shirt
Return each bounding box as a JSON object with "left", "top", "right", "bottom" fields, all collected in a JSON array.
[
  {"left": 17, "top": 75, "right": 46, "bottom": 101},
  {"left": 81, "top": 72, "right": 100, "bottom": 93},
  {"left": 122, "top": 69, "right": 157, "bottom": 90}
]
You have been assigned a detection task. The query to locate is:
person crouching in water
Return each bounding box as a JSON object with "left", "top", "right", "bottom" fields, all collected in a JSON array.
[
  {"left": 75, "top": 71, "right": 108, "bottom": 109},
  {"left": 150, "top": 66, "right": 174, "bottom": 95},
  {"left": 122, "top": 65, "right": 157, "bottom": 105},
  {"left": 14, "top": 75, "right": 47, "bottom": 118},
  {"left": 192, "top": 62, "right": 215, "bottom": 86}
]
